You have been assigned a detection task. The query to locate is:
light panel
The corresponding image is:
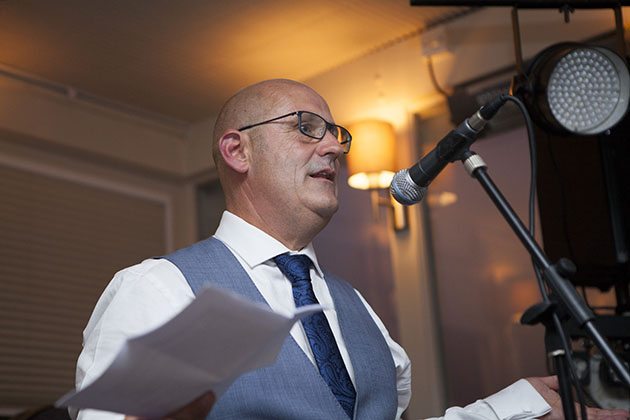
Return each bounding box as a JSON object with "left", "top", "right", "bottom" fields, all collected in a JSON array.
[
  {"left": 522, "top": 43, "right": 630, "bottom": 135},
  {"left": 546, "top": 47, "right": 629, "bottom": 134}
]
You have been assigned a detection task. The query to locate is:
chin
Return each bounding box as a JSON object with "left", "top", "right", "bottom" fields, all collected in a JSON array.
[
  {"left": 316, "top": 200, "right": 339, "bottom": 219},
  {"left": 300, "top": 193, "right": 339, "bottom": 220}
]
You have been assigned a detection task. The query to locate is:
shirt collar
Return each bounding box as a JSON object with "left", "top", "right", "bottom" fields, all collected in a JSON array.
[{"left": 213, "top": 211, "right": 325, "bottom": 278}]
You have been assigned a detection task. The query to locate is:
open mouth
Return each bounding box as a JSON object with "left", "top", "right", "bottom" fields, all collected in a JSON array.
[{"left": 310, "top": 169, "right": 335, "bottom": 182}]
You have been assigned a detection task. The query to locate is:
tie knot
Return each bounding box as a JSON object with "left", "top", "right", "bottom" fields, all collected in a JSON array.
[{"left": 273, "top": 253, "right": 312, "bottom": 284}]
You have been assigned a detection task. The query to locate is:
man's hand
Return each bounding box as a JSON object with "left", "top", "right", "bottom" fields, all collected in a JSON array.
[
  {"left": 526, "top": 376, "right": 629, "bottom": 420},
  {"left": 124, "top": 391, "right": 215, "bottom": 420}
]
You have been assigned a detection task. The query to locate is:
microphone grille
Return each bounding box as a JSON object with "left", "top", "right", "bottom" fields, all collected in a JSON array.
[{"left": 390, "top": 169, "right": 427, "bottom": 205}]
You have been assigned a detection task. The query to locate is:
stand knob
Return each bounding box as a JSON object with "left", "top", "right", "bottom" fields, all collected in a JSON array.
[{"left": 556, "top": 258, "right": 577, "bottom": 278}]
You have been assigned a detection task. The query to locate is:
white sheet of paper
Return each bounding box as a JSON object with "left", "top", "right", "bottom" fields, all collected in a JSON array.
[{"left": 57, "top": 284, "right": 322, "bottom": 419}]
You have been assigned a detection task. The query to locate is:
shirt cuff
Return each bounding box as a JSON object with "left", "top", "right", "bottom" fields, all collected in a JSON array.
[{"left": 484, "top": 379, "right": 551, "bottom": 420}]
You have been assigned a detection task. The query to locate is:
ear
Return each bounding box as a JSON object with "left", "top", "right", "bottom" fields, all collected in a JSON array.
[{"left": 218, "top": 129, "right": 249, "bottom": 173}]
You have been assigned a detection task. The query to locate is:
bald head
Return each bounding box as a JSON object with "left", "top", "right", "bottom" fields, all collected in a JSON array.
[
  {"left": 210, "top": 78, "right": 342, "bottom": 249},
  {"left": 212, "top": 79, "right": 325, "bottom": 170}
]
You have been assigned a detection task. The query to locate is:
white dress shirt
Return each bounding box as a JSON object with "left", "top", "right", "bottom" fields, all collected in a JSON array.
[{"left": 74, "top": 211, "right": 550, "bottom": 420}]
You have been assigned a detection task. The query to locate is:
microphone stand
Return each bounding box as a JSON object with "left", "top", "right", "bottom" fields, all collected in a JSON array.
[{"left": 458, "top": 150, "right": 630, "bottom": 418}]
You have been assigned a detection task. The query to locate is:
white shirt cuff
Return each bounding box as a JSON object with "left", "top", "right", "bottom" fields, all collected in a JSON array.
[{"left": 484, "top": 379, "right": 551, "bottom": 420}]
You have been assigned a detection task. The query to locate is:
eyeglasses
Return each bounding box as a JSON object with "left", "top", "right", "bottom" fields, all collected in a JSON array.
[{"left": 238, "top": 110, "right": 352, "bottom": 154}]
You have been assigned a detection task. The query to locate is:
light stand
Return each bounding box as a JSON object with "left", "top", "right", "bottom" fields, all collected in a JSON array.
[
  {"left": 521, "top": 299, "right": 578, "bottom": 420},
  {"left": 460, "top": 148, "right": 630, "bottom": 415},
  {"left": 407, "top": 0, "right": 630, "bottom": 409}
]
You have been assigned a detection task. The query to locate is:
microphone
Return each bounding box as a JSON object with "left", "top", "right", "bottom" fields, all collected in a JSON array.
[{"left": 390, "top": 96, "right": 507, "bottom": 205}]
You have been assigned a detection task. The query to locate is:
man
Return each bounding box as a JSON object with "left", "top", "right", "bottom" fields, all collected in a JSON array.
[{"left": 74, "top": 79, "right": 629, "bottom": 420}]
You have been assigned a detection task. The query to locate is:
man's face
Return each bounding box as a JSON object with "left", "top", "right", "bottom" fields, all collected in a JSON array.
[{"left": 245, "top": 87, "right": 345, "bottom": 230}]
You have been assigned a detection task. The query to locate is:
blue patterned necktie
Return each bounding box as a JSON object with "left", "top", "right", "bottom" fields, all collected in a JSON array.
[{"left": 273, "top": 253, "right": 356, "bottom": 419}]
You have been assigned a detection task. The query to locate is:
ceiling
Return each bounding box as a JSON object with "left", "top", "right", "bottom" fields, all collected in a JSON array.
[{"left": 0, "top": 0, "right": 471, "bottom": 123}]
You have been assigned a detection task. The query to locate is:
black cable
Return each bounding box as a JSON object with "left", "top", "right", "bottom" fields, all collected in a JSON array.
[
  {"left": 502, "top": 94, "right": 588, "bottom": 420},
  {"left": 545, "top": 134, "right": 577, "bottom": 264},
  {"left": 426, "top": 55, "right": 452, "bottom": 97},
  {"left": 502, "top": 95, "right": 547, "bottom": 295}
]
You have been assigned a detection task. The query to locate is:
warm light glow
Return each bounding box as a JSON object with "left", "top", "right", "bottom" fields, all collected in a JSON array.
[
  {"left": 511, "top": 312, "right": 524, "bottom": 324},
  {"left": 486, "top": 262, "right": 518, "bottom": 285},
  {"left": 348, "top": 170, "right": 394, "bottom": 190},
  {"left": 427, "top": 191, "right": 458, "bottom": 207},
  {"left": 510, "top": 280, "right": 539, "bottom": 310},
  {"left": 346, "top": 120, "right": 396, "bottom": 190}
]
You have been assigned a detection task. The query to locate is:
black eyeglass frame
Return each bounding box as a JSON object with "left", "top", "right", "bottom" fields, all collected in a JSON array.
[{"left": 238, "top": 111, "right": 352, "bottom": 154}]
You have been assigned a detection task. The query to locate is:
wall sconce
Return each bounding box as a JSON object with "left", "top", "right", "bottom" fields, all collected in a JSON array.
[{"left": 346, "top": 120, "right": 408, "bottom": 231}]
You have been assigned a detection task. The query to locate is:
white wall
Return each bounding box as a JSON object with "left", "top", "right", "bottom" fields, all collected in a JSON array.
[
  {"left": 0, "top": 74, "right": 220, "bottom": 250},
  {"left": 308, "top": 7, "right": 622, "bottom": 126},
  {"left": 306, "top": 6, "right": 626, "bottom": 418}
]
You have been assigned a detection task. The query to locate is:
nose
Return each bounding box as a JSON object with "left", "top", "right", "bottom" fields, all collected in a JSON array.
[{"left": 316, "top": 129, "right": 344, "bottom": 159}]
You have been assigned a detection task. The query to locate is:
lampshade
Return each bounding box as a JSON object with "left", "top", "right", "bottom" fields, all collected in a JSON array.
[{"left": 346, "top": 120, "right": 396, "bottom": 190}]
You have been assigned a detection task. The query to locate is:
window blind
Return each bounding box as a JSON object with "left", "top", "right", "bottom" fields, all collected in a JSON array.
[{"left": 0, "top": 164, "right": 167, "bottom": 411}]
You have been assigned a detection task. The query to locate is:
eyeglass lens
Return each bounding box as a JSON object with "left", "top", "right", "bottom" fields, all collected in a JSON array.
[{"left": 299, "top": 111, "right": 351, "bottom": 152}]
